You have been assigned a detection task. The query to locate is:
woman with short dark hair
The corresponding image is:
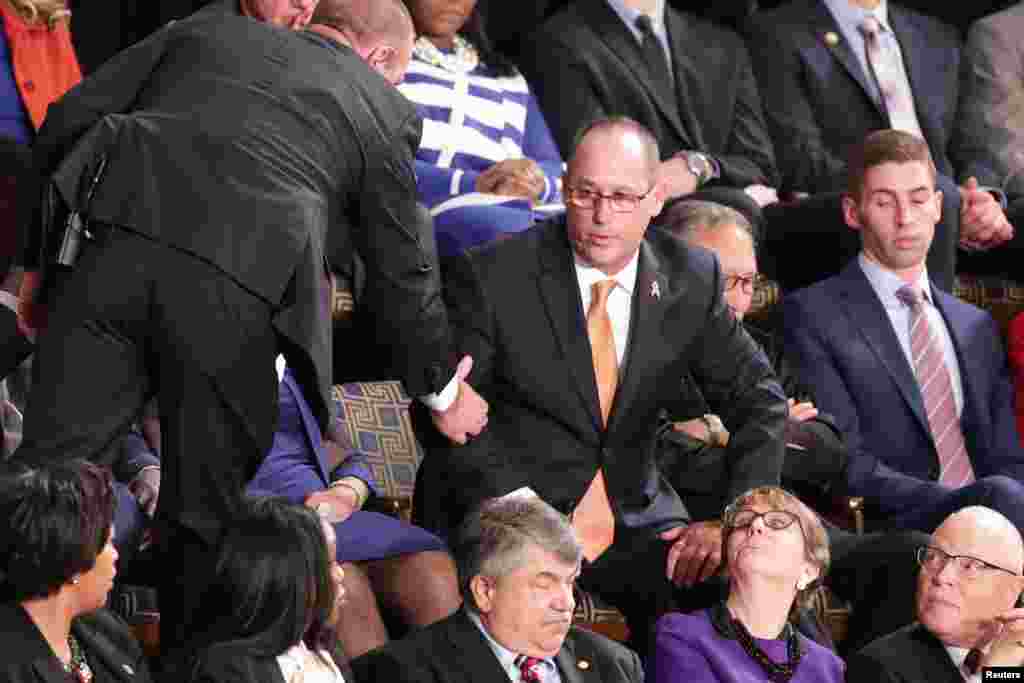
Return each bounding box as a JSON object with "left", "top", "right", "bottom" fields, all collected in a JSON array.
[
  {"left": 0, "top": 459, "right": 153, "bottom": 683},
  {"left": 183, "top": 496, "right": 347, "bottom": 683}
]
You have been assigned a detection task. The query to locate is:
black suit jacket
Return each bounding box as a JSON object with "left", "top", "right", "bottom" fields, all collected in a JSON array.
[
  {"left": 0, "top": 604, "right": 152, "bottom": 683},
  {"left": 517, "top": 0, "right": 778, "bottom": 188},
  {"left": 350, "top": 609, "right": 643, "bottom": 683},
  {"left": 746, "top": 0, "right": 962, "bottom": 194},
  {"left": 26, "top": 1, "right": 453, "bottom": 432},
  {"left": 845, "top": 623, "right": 964, "bottom": 682},
  {"left": 413, "top": 216, "right": 786, "bottom": 537}
]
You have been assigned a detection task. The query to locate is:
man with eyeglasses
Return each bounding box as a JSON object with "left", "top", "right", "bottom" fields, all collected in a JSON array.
[
  {"left": 847, "top": 506, "right": 1024, "bottom": 680},
  {"left": 661, "top": 198, "right": 928, "bottom": 653},
  {"left": 782, "top": 129, "right": 1024, "bottom": 537},
  {"left": 413, "top": 116, "right": 787, "bottom": 656}
]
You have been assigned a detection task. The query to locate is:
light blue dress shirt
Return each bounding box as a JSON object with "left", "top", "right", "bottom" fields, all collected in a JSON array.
[
  {"left": 605, "top": 0, "right": 673, "bottom": 87},
  {"left": 467, "top": 610, "right": 562, "bottom": 683},
  {"left": 858, "top": 253, "right": 964, "bottom": 415}
]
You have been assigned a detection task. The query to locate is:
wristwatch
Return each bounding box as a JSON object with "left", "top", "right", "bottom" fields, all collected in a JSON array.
[
  {"left": 700, "top": 413, "right": 730, "bottom": 447},
  {"left": 681, "top": 151, "right": 713, "bottom": 187}
]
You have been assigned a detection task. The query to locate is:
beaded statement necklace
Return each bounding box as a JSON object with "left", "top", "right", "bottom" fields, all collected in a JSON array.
[
  {"left": 63, "top": 634, "right": 94, "bottom": 683},
  {"left": 411, "top": 35, "right": 480, "bottom": 74},
  {"left": 730, "top": 614, "right": 804, "bottom": 683}
]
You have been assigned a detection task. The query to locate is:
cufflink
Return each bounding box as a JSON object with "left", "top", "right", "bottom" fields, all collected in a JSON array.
[
  {"left": 824, "top": 32, "right": 839, "bottom": 47},
  {"left": 577, "top": 659, "right": 591, "bottom": 670}
]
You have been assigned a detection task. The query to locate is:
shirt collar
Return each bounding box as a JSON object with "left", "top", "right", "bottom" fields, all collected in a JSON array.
[
  {"left": 575, "top": 250, "right": 640, "bottom": 298},
  {"left": 604, "top": 0, "right": 667, "bottom": 36},
  {"left": 823, "top": 0, "right": 891, "bottom": 33},
  {"left": 466, "top": 610, "right": 558, "bottom": 678},
  {"left": 858, "top": 252, "right": 931, "bottom": 309}
]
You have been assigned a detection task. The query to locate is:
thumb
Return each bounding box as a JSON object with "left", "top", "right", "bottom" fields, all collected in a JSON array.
[
  {"left": 964, "top": 176, "right": 979, "bottom": 190},
  {"left": 455, "top": 354, "right": 474, "bottom": 381},
  {"left": 659, "top": 526, "right": 685, "bottom": 541}
]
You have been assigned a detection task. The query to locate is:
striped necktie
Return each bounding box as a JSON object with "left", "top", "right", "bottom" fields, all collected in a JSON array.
[
  {"left": 895, "top": 285, "right": 974, "bottom": 487},
  {"left": 858, "top": 16, "right": 924, "bottom": 139}
]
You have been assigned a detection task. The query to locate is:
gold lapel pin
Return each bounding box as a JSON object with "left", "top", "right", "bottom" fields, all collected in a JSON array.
[
  {"left": 578, "top": 659, "right": 591, "bottom": 671},
  {"left": 824, "top": 32, "right": 840, "bottom": 47}
]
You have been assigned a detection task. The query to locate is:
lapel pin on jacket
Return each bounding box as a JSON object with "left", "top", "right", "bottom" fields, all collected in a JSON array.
[
  {"left": 577, "top": 659, "right": 591, "bottom": 670},
  {"left": 824, "top": 31, "right": 840, "bottom": 47},
  {"left": 121, "top": 664, "right": 135, "bottom": 676},
  {"left": 650, "top": 281, "right": 661, "bottom": 300}
]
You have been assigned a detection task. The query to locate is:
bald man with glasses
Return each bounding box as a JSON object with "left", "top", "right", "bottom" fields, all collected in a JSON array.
[{"left": 848, "top": 506, "right": 1024, "bottom": 681}]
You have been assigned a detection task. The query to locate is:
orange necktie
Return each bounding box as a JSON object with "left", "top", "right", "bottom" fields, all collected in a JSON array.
[{"left": 573, "top": 279, "right": 618, "bottom": 561}]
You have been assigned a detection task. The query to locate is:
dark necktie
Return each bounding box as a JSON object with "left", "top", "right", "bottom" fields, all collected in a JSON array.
[
  {"left": 895, "top": 285, "right": 974, "bottom": 487},
  {"left": 517, "top": 655, "right": 544, "bottom": 683},
  {"left": 635, "top": 14, "right": 671, "bottom": 93}
]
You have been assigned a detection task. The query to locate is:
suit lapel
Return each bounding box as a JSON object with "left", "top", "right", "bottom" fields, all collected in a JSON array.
[
  {"left": 554, "top": 631, "right": 587, "bottom": 683},
  {"left": 910, "top": 624, "right": 968, "bottom": 681},
  {"left": 887, "top": 7, "right": 942, "bottom": 156},
  {"left": 72, "top": 619, "right": 141, "bottom": 683},
  {"left": 837, "top": 263, "right": 931, "bottom": 436},
  {"left": 536, "top": 222, "right": 603, "bottom": 432},
  {"left": 579, "top": 1, "right": 693, "bottom": 148},
  {"left": 606, "top": 241, "right": 671, "bottom": 434},
  {"left": 932, "top": 289, "right": 986, "bottom": 452},
  {"left": 444, "top": 611, "right": 518, "bottom": 683},
  {"left": 805, "top": 0, "right": 881, "bottom": 117},
  {"left": 664, "top": 11, "right": 703, "bottom": 150}
]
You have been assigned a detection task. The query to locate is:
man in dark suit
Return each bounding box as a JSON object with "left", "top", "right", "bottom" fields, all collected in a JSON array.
[
  {"left": 352, "top": 493, "right": 643, "bottom": 683},
  {"left": 746, "top": 0, "right": 1014, "bottom": 290},
  {"left": 14, "top": 0, "right": 487, "bottom": 658},
  {"left": 783, "top": 130, "right": 1024, "bottom": 535},
  {"left": 516, "top": 0, "right": 780, "bottom": 221},
  {"left": 413, "top": 117, "right": 787, "bottom": 653},
  {"left": 847, "top": 505, "right": 1024, "bottom": 680}
]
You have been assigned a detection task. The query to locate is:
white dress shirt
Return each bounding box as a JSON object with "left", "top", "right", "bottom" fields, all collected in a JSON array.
[
  {"left": 858, "top": 254, "right": 964, "bottom": 415},
  {"left": 946, "top": 643, "right": 982, "bottom": 682},
  {"left": 575, "top": 252, "right": 640, "bottom": 371}
]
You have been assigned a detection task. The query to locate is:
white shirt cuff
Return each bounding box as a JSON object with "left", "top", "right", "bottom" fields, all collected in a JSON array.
[
  {"left": 419, "top": 374, "right": 459, "bottom": 412},
  {"left": 0, "top": 291, "right": 18, "bottom": 314}
]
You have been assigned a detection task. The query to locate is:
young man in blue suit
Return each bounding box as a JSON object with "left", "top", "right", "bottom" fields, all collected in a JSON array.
[{"left": 783, "top": 129, "right": 1024, "bottom": 534}]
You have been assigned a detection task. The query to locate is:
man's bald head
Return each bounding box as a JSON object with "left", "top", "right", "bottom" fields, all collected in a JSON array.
[
  {"left": 310, "top": 0, "right": 415, "bottom": 84},
  {"left": 917, "top": 505, "right": 1024, "bottom": 648}
]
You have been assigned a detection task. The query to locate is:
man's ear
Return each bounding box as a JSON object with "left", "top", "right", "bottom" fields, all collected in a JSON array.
[
  {"left": 366, "top": 44, "right": 398, "bottom": 82},
  {"left": 841, "top": 194, "right": 862, "bottom": 231},
  {"left": 470, "top": 575, "right": 496, "bottom": 614}
]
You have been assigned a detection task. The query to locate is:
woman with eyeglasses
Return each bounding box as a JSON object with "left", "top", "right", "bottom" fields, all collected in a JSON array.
[{"left": 650, "top": 486, "right": 843, "bottom": 683}]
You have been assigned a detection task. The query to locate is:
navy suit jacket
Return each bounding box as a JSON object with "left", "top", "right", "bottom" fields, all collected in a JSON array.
[
  {"left": 782, "top": 260, "right": 1024, "bottom": 524},
  {"left": 746, "top": 0, "right": 961, "bottom": 194}
]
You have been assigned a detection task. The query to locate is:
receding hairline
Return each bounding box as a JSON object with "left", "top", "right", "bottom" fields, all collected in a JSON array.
[
  {"left": 937, "top": 506, "right": 1024, "bottom": 571},
  {"left": 567, "top": 117, "right": 660, "bottom": 181},
  {"left": 311, "top": 0, "right": 413, "bottom": 43}
]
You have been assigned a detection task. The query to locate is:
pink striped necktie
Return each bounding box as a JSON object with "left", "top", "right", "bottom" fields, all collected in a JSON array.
[
  {"left": 858, "top": 16, "right": 924, "bottom": 139},
  {"left": 896, "top": 285, "right": 974, "bottom": 487}
]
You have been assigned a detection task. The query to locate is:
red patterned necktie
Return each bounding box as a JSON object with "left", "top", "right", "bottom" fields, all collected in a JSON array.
[
  {"left": 858, "top": 16, "right": 923, "bottom": 139},
  {"left": 517, "top": 655, "right": 544, "bottom": 683},
  {"left": 896, "top": 285, "right": 975, "bottom": 487}
]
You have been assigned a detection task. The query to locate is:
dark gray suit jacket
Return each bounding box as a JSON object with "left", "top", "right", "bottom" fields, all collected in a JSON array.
[
  {"left": 746, "top": 0, "right": 962, "bottom": 194},
  {"left": 350, "top": 609, "right": 643, "bottom": 683},
  {"left": 27, "top": 0, "right": 453, "bottom": 429},
  {"left": 517, "top": 0, "right": 777, "bottom": 189},
  {"left": 413, "top": 216, "right": 786, "bottom": 538},
  {"left": 0, "top": 604, "right": 152, "bottom": 683},
  {"left": 845, "top": 623, "right": 964, "bottom": 682}
]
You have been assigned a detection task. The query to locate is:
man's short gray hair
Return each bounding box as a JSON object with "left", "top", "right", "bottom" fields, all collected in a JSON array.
[
  {"left": 453, "top": 495, "right": 582, "bottom": 611},
  {"left": 661, "top": 200, "right": 757, "bottom": 251}
]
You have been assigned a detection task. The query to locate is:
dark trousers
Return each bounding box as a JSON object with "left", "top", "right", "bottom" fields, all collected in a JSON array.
[
  {"left": 15, "top": 228, "right": 280, "bottom": 661},
  {"left": 761, "top": 181, "right": 959, "bottom": 293}
]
